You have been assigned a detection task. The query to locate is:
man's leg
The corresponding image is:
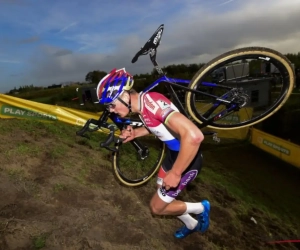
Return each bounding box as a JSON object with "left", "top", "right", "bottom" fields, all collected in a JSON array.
[
  {"left": 151, "top": 168, "right": 210, "bottom": 238},
  {"left": 150, "top": 191, "right": 204, "bottom": 230}
]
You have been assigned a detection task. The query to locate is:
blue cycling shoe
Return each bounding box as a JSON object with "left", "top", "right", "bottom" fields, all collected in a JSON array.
[
  {"left": 197, "top": 200, "right": 210, "bottom": 233},
  {"left": 174, "top": 200, "right": 210, "bottom": 239},
  {"left": 174, "top": 223, "right": 199, "bottom": 239}
]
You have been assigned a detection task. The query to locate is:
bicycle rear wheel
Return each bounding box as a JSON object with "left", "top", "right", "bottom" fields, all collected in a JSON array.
[
  {"left": 185, "top": 47, "right": 295, "bottom": 129},
  {"left": 112, "top": 134, "right": 165, "bottom": 187}
]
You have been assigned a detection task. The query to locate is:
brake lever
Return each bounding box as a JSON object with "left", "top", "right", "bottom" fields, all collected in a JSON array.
[
  {"left": 76, "top": 119, "right": 100, "bottom": 138},
  {"left": 99, "top": 124, "right": 126, "bottom": 152},
  {"left": 102, "top": 137, "right": 126, "bottom": 152}
]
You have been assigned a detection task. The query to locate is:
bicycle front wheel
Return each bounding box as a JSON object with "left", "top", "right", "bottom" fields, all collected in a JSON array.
[
  {"left": 185, "top": 47, "right": 295, "bottom": 129},
  {"left": 112, "top": 134, "right": 165, "bottom": 187}
]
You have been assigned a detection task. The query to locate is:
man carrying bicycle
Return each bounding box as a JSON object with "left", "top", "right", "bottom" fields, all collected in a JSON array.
[{"left": 96, "top": 68, "right": 210, "bottom": 239}]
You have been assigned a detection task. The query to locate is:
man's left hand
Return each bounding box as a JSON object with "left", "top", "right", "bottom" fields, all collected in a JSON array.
[{"left": 163, "top": 170, "right": 181, "bottom": 190}]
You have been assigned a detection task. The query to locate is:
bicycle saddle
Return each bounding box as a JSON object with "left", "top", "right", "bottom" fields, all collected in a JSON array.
[{"left": 131, "top": 24, "right": 164, "bottom": 63}]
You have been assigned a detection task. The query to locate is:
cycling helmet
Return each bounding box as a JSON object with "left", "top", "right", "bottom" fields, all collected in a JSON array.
[{"left": 96, "top": 68, "right": 134, "bottom": 104}]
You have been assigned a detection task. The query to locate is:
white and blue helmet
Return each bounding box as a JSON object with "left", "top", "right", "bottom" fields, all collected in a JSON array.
[{"left": 96, "top": 68, "right": 134, "bottom": 104}]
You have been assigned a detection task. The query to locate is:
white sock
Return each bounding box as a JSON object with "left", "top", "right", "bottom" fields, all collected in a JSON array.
[
  {"left": 185, "top": 202, "right": 204, "bottom": 214},
  {"left": 177, "top": 214, "right": 198, "bottom": 230}
]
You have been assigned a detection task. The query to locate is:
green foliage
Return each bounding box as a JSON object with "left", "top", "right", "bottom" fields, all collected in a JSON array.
[
  {"left": 8, "top": 84, "right": 44, "bottom": 95},
  {"left": 10, "top": 86, "right": 79, "bottom": 101},
  {"left": 32, "top": 234, "right": 47, "bottom": 249},
  {"left": 285, "top": 52, "right": 300, "bottom": 70},
  {"left": 85, "top": 70, "right": 107, "bottom": 83}
]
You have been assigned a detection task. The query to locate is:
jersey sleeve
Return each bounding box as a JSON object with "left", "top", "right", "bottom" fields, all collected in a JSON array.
[{"left": 144, "top": 92, "right": 178, "bottom": 123}]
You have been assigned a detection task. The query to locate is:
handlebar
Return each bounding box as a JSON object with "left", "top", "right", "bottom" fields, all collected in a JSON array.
[
  {"left": 99, "top": 124, "right": 125, "bottom": 152},
  {"left": 76, "top": 118, "right": 125, "bottom": 152},
  {"left": 76, "top": 118, "right": 101, "bottom": 138}
]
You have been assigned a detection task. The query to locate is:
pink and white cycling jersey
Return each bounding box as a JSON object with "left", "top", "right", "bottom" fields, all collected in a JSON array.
[{"left": 138, "top": 92, "right": 181, "bottom": 151}]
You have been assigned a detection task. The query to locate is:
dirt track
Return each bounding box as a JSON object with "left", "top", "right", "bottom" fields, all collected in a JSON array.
[{"left": 0, "top": 119, "right": 299, "bottom": 250}]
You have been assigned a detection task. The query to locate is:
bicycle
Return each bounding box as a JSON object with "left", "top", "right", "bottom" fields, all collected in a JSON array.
[{"left": 76, "top": 24, "right": 295, "bottom": 187}]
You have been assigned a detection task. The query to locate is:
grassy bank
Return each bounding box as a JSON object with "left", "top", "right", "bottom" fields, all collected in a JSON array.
[{"left": 0, "top": 118, "right": 299, "bottom": 249}]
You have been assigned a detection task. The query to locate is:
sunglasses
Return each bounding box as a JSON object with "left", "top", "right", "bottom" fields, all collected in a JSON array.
[{"left": 107, "top": 102, "right": 116, "bottom": 109}]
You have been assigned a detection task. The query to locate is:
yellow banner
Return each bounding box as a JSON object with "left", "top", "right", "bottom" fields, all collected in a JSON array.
[
  {"left": 0, "top": 94, "right": 253, "bottom": 140},
  {"left": 0, "top": 94, "right": 119, "bottom": 135},
  {"left": 250, "top": 128, "right": 300, "bottom": 168}
]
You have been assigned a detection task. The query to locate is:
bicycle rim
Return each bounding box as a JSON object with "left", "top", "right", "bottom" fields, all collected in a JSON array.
[
  {"left": 185, "top": 47, "right": 294, "bottom": 129},
  {"left": 112, "top": 135, "right": 165, "bottom": 187}
]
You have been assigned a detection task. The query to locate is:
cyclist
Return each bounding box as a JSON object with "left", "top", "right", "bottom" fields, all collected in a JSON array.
[{"left": 96, "top": 68, "right": 210, "bottom": 239}]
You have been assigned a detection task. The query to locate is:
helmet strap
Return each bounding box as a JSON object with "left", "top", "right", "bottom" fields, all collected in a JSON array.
[{"left": 117, "top": 92, "right": 132, "bottom": 113}]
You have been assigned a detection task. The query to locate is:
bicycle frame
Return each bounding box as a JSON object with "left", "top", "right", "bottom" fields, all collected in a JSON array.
[
  {"left": 140, "top": 48, "right": 239, "bottom": 127},
  {"left": 142, "top": 75, "right": 236, "bottom": 119},
  {"left": 76, "top": 28, "right": 238, "bottom": 149}
]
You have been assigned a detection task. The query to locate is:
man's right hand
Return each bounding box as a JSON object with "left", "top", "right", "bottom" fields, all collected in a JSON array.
[{"left": 120, "top": 125, "right": 135, "bottom": 143}]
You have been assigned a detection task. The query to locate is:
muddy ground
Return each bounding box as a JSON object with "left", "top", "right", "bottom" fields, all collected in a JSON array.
[{"left": 0, "top": 118, "right": 299, "bottom": 250}]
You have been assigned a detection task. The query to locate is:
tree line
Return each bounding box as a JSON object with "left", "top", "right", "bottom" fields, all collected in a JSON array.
[
  {"left": 285, "top": 52, "right": 300, "bottom": 70},
  {"left": 7, "top": 51, "right": 300, "bottom": 94},
  {"left": 84, "top": 63, "right": 206, "bottom": 93}
]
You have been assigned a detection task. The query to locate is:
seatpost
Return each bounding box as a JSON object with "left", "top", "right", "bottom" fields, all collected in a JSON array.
[
  {"left": 149, "top": 49, "right": 165, "bottom": 76},
  {"left": 149, "top": 49, "right": 189, "bottom": 116}
]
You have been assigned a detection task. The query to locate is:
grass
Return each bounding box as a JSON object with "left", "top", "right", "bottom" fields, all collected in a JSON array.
[
  {"left": 32, "top": 234, "right": 47, "bottom": 249},
  {"left": 53, "top": 183, "right": 67, "bottom": 193},
  {"left": 127, "top": 215, "right": 137, "bottom": 222},
  {"left": 76, "top": 167, "right": 90, "bottom": 184},
  {"left": 2, "top": 143, "right": 40, "bottom": 160},
  {"left": 0, "top": 118, "right": 299, "bottom": 250},
  {"left": 199, "top": 142, "right": 300, "bottom": 238},
  {"left": 7, "top": 168, "right": 25, "bottom": 181},
  {"left": 49, "top": 144, "right": 67, "bottom": 159}
]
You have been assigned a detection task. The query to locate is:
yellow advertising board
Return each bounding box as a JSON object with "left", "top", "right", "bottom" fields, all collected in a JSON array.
[
  {"left": 250, "top": 128, "right": 300, "bottom": 168},
  {"left": 0, "top": 94, "right": 118, "bottom": 135},
  {"left": 1, "top": 94, "right": 252, "bottom": 140}
]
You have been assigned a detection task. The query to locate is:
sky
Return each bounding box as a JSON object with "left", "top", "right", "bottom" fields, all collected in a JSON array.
[{"left": 1, "top": 0, "right": 300, "bottom": 93}]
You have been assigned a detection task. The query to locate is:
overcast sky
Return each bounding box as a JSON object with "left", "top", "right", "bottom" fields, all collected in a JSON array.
[{"left": 1, "top": 0, "right": 300, "bottom": 93}]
